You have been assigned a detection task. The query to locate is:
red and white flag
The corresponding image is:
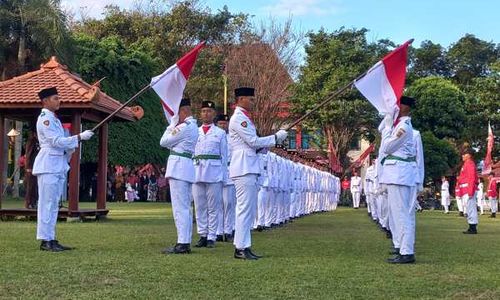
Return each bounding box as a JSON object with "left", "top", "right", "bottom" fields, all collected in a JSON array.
[
  {"left": 354, "top": 40, "right": 412, "bottom": 116},
  {"left": 151, "top": 41, "right": 205, "bottom": 124},
  {"left": 483, "top": 122, "right": 494, "bottom": 175}
]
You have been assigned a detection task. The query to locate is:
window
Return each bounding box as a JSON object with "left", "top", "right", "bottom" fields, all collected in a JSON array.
[
  {"left": 349, "top": 138, "right": 361, "bottom": 151},
  {"left": 302, "top": 132, "right": 310, "bottom": 149},
  {"left": 288, "top": 130, "right": 296, "bottom": 149}
]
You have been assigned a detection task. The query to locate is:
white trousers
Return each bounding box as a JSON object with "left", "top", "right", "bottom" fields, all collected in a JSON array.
[
  {"left": 378, "top": 190, "right": 390, "bottom": 229},
  {"left": 264, "top": 189, "right": 274, "bottom": 227},
  {"left": 169, "top": 179, "right": 193, "bottom": 244},
  {"left": 490, "top": 198, "right": 498, "bottom": 213},
  {"left": 457, "top": 197, "right": 464, "bottom": 212},
  {"left": 368, "top": 193, "right": 378, "bottom": 220},
  {"left": 223, "top": 185, "right": 236, "bottom": 234},
  {"left": 387, "top": 184, "right": 416, "bottom": 255},
  {"left": 463, "top": 194, "right": 478, "bottom": 225},
  {"left": 36, "top": 173, "right": 65, "bottom": 241},
  {"left": 352, "top": 191, "right": 361, "bottom": 208},
  {"left": 193, "top": 182, "right": 223, "bottom": 241},
  {"left": 257, "top": 187, "right": 268, "bottom": 226},
  {"left": 233, "top": 174, "right": 258, "bottom": 249}
]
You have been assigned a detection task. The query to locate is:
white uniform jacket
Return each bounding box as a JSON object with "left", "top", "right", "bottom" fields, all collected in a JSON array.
[
  {"left": 160, "top": 116, "right": 198, "bottom": 183},
  {"left": 33, "top": 109, "right": 79, "bottom": 176},
  {"left": 379, "top": 116, "right": 417, "bottom": 186},
  {"left": 228, "top": 106, "right": 276, "bottom": 178},
  {"left": 194, "top": 124, "right": 227, "bottom": 183}
]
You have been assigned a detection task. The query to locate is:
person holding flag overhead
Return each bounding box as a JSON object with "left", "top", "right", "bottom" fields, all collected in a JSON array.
[
  {"left": 160, "top": 98, "right": 198, "bottom": 254},
  {"left": 229, "top": 87, "right": 288, "bottom": 260},
  {"left": 152, "top": 42, "right": 204, "bottom": 255},
  {"left": 379, "top": 96, "right": 418, "bottom": 264}
]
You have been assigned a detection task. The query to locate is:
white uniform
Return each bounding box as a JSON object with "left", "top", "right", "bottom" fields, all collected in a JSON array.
[
  {"left": 365, "top": 164, "right": 377, "bottom": 220},
  {"left": 192, "top": 124, "right": 227, "bottom": 241},
  {"left": 476, "top": 182, "right": 484, "bottom": 215},
  {"left": 222, "top": 138, "right": 236, "bottom": 235},
  {"left": 412, "top": 130, "right": 425, "bottom": 211},
  {"left": 229, "top": 106, "right": 276, "bottom": 250},
  {"left": 350, "top": 176, "right": 361, "bottom": 208},
  {"left": 441, "top": 180, "right": 450, "bottom": 213},
  {"left": 33, "top": 109, "right": 79, "bottom": 241},
  {"left": 160, "top": 116, "right": 198, "bottom": 244},
  {"left": 379, "top": 116, "right": 417, "bottom": 255}
]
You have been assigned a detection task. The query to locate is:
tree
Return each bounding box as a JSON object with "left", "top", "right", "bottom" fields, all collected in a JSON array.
[
  {"left": 406, "top": 77, "right": 467, "bottom": 141},
  {"left": 447, "top": 34, "right": 498, "bottom": 86},
  {"left": 70, "top": 33, "right": 167, "bottom": 165},
  {"left": 421, "top": 131, "right": 460, "bottom": 181},
  {"left": 293, "top": 28, "right": 385, "bottom": 169},
  {"left": 224, "top": 17, "right": 303, "bottom": 135},
  {"left": 0, "top": 0, "right": 71, "bottom": 77},
  {"left": 408, "top": 40, "right": 450, "bottom": 81}
]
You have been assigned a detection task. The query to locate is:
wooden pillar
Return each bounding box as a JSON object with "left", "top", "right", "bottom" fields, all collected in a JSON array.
[
  {"left": 68, "top": 112, "right": 81, "bottom": 213},
  {"left": 296, "top": 125, "right": 302, "bottom": 150},
  {"left": 0, "top": 114, "right": 4, "bottom": 209},
  {"left": 96, "top": 123, "right": 108, "bottom": 210}
]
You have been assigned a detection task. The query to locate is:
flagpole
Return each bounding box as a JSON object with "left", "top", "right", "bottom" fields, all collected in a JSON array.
[
  {"left": 285, "top": 38, "right": 414, "bottom": 131},
  {"left": 223, "top": 74, "right": 228, "bottom": 115},
  {"left": 91, "top": 84, "right": 151, "bottom": 132}
]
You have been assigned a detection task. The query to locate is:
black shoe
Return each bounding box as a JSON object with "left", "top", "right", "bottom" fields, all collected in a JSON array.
[
  {"left": 388, "top": 254, "right": 416, "bottom": 264},
  {"left": 463, "top": 224, "right": 477, "bottom": 234},
  {"left": 256, "top": 226, "right": 264, "bottom": 232},
  {"left": 224, "top": 233, "right": 233, "bottom": 242},
  {"left": 40, "top": 240, "right": 64, "bottom": 252},
  {"left": 216, "top": 235, "right": 224, "bottom": 242},
  {"left": 490, "top": 213, "right": 496, "bottom": 218},
  {"left": 194, "top": 236, "right": 208, "bottom": 248},
  {"left": 389, "top": 248, "right": 400, "bottom": 255},
  {"left": 247, "top": 248, "right": 263, "bottom": 259},
  {"left": 234, "top": 248, "right": 258, "bottom": 260},
  {"left": 161, "top": 243, "right": 191, "bottom": 254},
  {"left": 206, "top": 240, "right": 216, "bottom": 248},
  {"left": 52, "top": 240, "right": 74, "bottom": 250},
  {"left": 459, "top": 212, "right": 464, "bottom": 217}
]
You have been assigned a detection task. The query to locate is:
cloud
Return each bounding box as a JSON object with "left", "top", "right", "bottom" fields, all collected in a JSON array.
[{"left": 261, "top": 0, "right": 342, "bottom": 17}]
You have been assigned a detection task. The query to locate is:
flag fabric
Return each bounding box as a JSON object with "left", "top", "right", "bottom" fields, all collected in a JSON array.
[
  {"left": 351, "top": 143, "right": 375, "bottom": 169},
  {"left": 354, "top": 40, "right": 412, "bottom": 116},
  {"left": 483, "top": 122, "right": 494, "bottom": 175},
  {"left": 151, "top": 41, "right": 205, "bottom": 124}
]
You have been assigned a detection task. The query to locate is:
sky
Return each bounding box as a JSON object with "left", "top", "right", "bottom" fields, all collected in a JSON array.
[{"left": 62, "top": 0, "right": 499, "bottom": 48}]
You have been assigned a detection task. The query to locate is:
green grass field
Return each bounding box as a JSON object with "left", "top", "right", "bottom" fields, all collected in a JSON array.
[{"left": 1, "top": 198, "right": 499, "bottom": 299}]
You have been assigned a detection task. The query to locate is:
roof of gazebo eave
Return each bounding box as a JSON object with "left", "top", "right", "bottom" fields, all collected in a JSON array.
[{"left": 0, "top": 56, "right": 144, "bottom": 122}]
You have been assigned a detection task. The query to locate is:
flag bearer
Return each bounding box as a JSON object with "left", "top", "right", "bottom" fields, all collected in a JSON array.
[
  {"left": 160, "top": 98, "right": 198, "bottom": 254},
  {"left": 33, "top": 87, "right": 94, "bottom": 252}
]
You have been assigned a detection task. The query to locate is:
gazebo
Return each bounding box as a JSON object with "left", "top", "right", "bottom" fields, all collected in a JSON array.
[{"left": 0, "top": 56, "right": 143, "bottom": 219}]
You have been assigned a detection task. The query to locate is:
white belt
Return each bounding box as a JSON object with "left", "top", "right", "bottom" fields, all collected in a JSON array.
[{"left": 459, "top": 183, "right": 469, "bottom": 188}]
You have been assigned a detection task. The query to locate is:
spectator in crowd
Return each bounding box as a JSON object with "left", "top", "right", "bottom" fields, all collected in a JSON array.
[{"left": 148, "top": 172, "right": 158, "bottom": 201}]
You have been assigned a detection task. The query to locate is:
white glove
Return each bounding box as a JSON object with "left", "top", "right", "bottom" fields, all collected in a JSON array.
[
  {"left": 383, "top": 113, "right": 394, "bottom": 129},
  {"left": 79, "top": 130, "right": 94, "bottom": 141},
  {"left": 167, "top": 115, "right": 179, "bottom": 131},
  {"left": 275, "top": 129, "right": 288, "bottom": 143}
]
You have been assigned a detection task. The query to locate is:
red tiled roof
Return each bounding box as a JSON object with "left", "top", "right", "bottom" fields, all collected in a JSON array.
[{"left": 0, "top": 57, "right": 143, "bottom": 121}]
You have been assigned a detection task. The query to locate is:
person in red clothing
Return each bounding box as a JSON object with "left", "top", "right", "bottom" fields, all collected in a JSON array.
[
  {"left": 457, "top": 148, "right": 479, "bottom": 234},
  {"left": 487, "top": 173, "right": 498, "bottom": 218}
]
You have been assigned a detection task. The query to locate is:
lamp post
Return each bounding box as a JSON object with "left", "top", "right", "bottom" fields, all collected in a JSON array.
[{"left": 5, "top": 128, "right": 20, "bottom": 192}]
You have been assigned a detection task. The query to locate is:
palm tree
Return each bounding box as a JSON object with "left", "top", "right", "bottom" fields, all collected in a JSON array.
[{"left": 0, "top": 0, "right": 70, "bottom": 76}]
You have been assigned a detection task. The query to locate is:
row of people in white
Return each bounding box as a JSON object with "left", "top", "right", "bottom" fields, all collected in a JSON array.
[{"left": 254, "top": 152, "right": 339, "bottom": 229}]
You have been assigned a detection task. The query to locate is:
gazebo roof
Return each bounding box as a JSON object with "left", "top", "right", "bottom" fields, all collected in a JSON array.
[{"left": 0, "top": 56, "right": 143, "bottom": 122}]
